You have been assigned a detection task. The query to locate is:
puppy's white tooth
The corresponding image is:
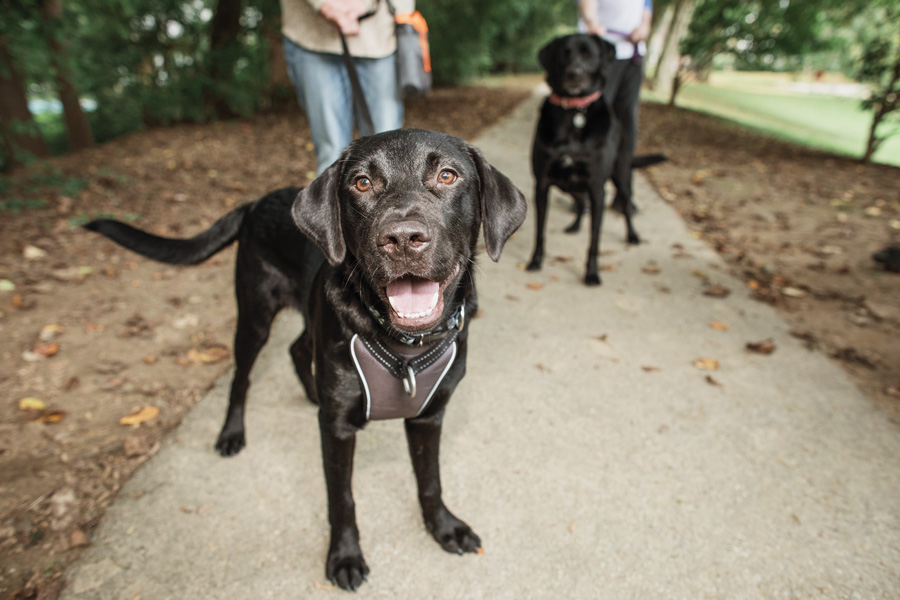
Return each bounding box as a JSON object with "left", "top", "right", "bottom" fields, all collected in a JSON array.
[
  {"left": 389, "top": 297, "right": 400, "bottom": 312},
  {"left": 429, "top": 293, "right": 439, "bottom": 309}
]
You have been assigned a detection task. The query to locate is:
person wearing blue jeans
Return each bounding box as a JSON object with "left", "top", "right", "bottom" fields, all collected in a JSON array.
[
  {"left": 578, "top": 0, "right": 652, "bottom": 214},
  {"left": 280, "top": 0, "right": 411, "bottom": 174}
]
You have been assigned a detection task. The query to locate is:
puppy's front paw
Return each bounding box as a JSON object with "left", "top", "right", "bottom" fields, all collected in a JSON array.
[
  {"left": 327, "top": 552, "right": 369, "bottom": 592},
  {"left": 627, "top": 232, "right": 640, "bottom": 245},
  {"left": 584, "top": 272, "right": 602, "bottom": 286},
  {"left": 214, "top": 430, "right": 246, "bottom": 457},
  {"left": 426, "top": 512, "right": 482, "bottom": 555},
  {"left": 526, "top": 257, "right": 543, "bottom": 271}
]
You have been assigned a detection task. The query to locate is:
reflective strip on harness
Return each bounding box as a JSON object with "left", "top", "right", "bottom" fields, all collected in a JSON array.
[{"left": 350, "top": 334, "right": 457, "bottom": 421}]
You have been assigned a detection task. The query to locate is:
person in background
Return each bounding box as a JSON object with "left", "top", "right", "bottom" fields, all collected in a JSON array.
[
  {"left": 281, "top": 0, "right": 412, "bottom": 174},
  {"left": 578, "top": 0, "right": 652, "bottom": 214}
]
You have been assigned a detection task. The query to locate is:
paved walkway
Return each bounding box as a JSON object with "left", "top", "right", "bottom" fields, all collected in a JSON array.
[{"left": 61, "top": 91, "right": 900, "bottom": 599}]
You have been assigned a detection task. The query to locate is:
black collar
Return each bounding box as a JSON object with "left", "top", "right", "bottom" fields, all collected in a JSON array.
[{"left": 366, "top": 300, "right": 466, "bottom": 347}]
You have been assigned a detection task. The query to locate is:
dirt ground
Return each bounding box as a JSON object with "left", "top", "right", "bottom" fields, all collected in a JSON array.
[{"left": 1, "top": 82, "right": 898, "bottom": 599}]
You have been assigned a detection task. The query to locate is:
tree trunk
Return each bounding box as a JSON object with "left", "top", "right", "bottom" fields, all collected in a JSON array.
[
  {"left": 645, "top": 2, "right": 674, "bottom": 86},
  {"left": 264, "top": 16, "right": 291, "bottom": 108},
  {"left": 650, "top": 0, "right": 697, "bottom": 101},
  {"left": 862, "top": 105, "right": 884, "bottom": 164},
  {"left": 862, "top": 40, "right": 900, "bottom": 164},
  {"left": 208, "top": 0, "right": 244, "bottom": 118},
  {"left": 0, "top": 34, "right": 49, "bottom": 167},
  {"left": 43, "top": 0, "right": 94, "bottom": 151}
]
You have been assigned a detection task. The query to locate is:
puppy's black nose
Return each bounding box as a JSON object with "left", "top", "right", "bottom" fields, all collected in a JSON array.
[{"left": 377, "top": 220, "right": 431, "bottom": 260}]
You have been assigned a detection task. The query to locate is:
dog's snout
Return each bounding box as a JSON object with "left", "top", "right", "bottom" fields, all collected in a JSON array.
[{"left": 377, "top": 220, "right": 431, "bottom": 259}]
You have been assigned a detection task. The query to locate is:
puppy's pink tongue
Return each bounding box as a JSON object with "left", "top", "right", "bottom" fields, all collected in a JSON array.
[{"left": 387, "top": 277, "right": 439, "bottom": 316}]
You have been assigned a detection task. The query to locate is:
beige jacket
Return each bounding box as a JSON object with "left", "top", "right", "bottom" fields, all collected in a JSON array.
[{"left": 281, "top": 0, "right": 414, "bottom": 58}]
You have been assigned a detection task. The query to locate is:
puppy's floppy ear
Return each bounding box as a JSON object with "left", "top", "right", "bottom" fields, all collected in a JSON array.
[
  {"left": 292, "top": 159, "right": 346, "bottom": 265},
  {"left": 537, "top": 37, "right": 561, "bottom": 73},
  {"left": 467, "top": 145, "right": 527, "bottom": 262}
]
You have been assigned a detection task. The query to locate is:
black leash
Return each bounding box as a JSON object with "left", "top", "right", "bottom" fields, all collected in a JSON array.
[{"left": 339, "top": 27, "right": 376, "bottom": 137}]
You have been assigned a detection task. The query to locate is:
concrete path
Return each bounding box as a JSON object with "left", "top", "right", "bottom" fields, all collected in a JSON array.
[{"left": 61, "top": 91, "right": 900, "bottom": 599}]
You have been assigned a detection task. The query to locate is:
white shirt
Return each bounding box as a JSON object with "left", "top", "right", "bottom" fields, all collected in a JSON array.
[{"left": 578, "top": 0, "right": 648, "bottom": 60}]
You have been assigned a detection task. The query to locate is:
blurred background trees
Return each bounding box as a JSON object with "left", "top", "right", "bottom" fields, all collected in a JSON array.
[{"left": 1, "top": 0, "right": 898, "bottom": 170}]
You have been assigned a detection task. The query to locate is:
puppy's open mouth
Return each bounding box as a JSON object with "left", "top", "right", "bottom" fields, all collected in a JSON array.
[{"left": 383, "top": 264, "right": 460, "bottom": 331}]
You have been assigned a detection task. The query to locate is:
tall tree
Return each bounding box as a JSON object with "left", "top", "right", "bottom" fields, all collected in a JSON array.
[
  {"left": 855, "top": 4, "right": 900, "bottom": 163},
  {"left": 0, "top": 33, "right": 48, "bottom": 167},
  {"left": 648, "top": 0, "right": 697, "bottom": 100},
  {"left": 208, "top": 0, "right": 244, "bottom": 118},
  {"left": 43, "top": 0, "right": 94, "bottom": 151}
]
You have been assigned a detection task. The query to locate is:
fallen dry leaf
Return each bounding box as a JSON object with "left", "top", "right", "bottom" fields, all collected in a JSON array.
[
  {"left": 39, "top": 324, "right": 65, "bottom": 341},
  {"left": 32, "top": 342, "right": 60, "bottom": 358},
  {"left": 703, "top": 285, "right": 731, "bottom": 298},
  {"left": 642, "top": 264, "right": 661, "bottom": 275},
  {"left": 69, "top": 529, "right": 89, "bottom": 548},
  {"left": 36, "top": 410, "right": 66, "bottom": 424},
  {"left": 705, "top": 375, "right": 723, "bottom": 387},
  {"left": 710, "top": 321, "right": 729, "bottom": 331},
  {"left": 782, "top": 287, "right": 807, "bottom": 298},
  {"left": 526, "top": 282, "right": 544, "bottom": 291},
  {"left": 600, "top": 264, "right": 617, "bottom": 272},
  {"left": 642, "top": 365, "right": 661, "bottom": 372},
  {"left": 119, "top": 406, "right": 160, "bottom": 427},
  {"left": 19, "top": 398, "right": 46, "bottom": 411},
  {"left": 23, "top": 244, "right": 47, "bottom": 260},
  {"left": 693, "top": 358, "right": 720, "bottom": 370},
  {"left": 186, "top": 345, "right": 230, "bottom": 365},
  {"left": 746, "top": 339, "right": 776, "bottom": 355}
]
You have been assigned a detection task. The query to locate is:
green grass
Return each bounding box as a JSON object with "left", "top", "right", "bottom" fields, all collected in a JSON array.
[{"left": 645, "top": 72, "right": 900, "bottom": 168}]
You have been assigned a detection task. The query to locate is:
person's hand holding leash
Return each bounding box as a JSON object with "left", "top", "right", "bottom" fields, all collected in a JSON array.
[{"left": 320, "top": 0, "right": 368, "bottom": 34}]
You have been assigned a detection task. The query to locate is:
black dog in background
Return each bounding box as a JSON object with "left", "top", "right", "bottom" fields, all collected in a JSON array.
[
  {"left": 527, "top": 33, "right": 666, "bottom": 285},
  {"left": 873, "top": 246, "right": 900, "bottom": 272},
  {"left": 85, "top": 129, "right": 527, "bottom": 591}
]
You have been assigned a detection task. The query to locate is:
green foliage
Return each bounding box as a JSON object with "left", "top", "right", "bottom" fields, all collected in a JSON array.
[
  {"left": 1, "top": 0, "right": 277, "bottom": 158},
  {"left": 681, "top": 0, "right": 845, "bottom": 73},
  {"left": 421, "top": 0, "right": 576, "bottom": 85},
  {"left": 0, "top": 197, "right": 48, "bottom": 213},
  {"left": 0, "top": 167, "right": 90, "bottom": 213}
]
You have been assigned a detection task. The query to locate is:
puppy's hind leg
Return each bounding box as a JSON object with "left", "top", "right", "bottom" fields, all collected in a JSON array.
[
  {"left": 289, "top": 329, "right": 318, "bottom": 405},
  {"left": 405, "top": 415, "right": 481, "bottom": 555},
  {"left": 565, "top": 191, "right": 588, "bottom": 234},
  {"left": 215, "top": 274, "right": 280, "bottom": 457}
]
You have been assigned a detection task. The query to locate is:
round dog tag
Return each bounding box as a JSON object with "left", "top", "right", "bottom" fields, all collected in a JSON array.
[{"left": 572, "top": 112, "right": 587, "bottom": 129}]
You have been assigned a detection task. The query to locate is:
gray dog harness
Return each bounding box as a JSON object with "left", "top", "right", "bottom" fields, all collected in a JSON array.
[{"left": 351, "top": 303, "right": 464, "bottom": 421}]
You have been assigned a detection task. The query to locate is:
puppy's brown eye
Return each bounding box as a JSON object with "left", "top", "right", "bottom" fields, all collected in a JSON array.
[
  {"left": 355, "top": 177, "right": 372, "bottom": 192},
  {"left": 438, "top": 170, "right": 457, "bottom": 184}
]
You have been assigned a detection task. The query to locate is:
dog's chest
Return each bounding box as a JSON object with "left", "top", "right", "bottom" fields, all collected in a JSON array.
[{"left": 350, "top": 334, "right": 457, "bottom": 420}]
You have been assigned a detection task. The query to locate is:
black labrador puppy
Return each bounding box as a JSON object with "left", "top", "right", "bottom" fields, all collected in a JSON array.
[
  {"left": 84, "top": 129, "right": 527, "bottom": 591},
  {"left": 527, "top": 33, "right": 665, "bottom": 285}
]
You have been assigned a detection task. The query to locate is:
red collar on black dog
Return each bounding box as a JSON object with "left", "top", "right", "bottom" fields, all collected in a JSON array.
[{"left": 548, "top": 90, "right": 603, "bottom": 109}]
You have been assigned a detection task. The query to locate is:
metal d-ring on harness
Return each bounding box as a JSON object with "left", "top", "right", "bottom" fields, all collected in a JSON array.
[
  {"left": 364, "top": 301, "right": 465, "bottom": 397},
  {"left": 351, "top": 301, "right": 466, "bottom": 421}
]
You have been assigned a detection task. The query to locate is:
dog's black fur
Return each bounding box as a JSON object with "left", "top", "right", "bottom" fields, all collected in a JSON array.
[
  {"left": 527, "top": 33, "right": 666, "bottom": 285},
  {"left": 84, "top": 129, "right": 527, "bottom": 591},
  {"left": 873, "top": 246, "right": 900, "bottom": 273}
]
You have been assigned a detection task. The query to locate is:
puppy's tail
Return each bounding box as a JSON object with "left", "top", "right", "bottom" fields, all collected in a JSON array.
[
  {"left": 631, "top": 154, "right": 668, "bottom": 169},
  {"left": 84, "top": 204, "right": 251, "bottom": 265}
]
